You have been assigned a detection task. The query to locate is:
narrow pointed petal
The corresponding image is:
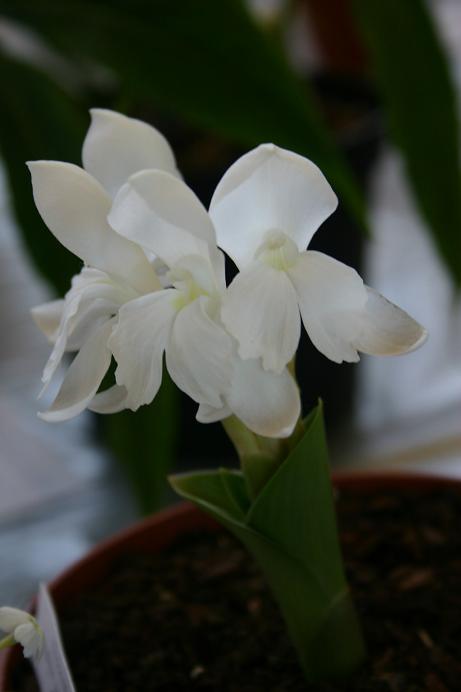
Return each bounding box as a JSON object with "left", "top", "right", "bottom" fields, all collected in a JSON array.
[
  {"left": 0, "top": 608, "right": 30, "bottom": 633},
  {"left": 352, "top": 287, "right": 428, "bottom": 356},
  {"left": 31, "top": 300, "right": 64, "bottom": 342},
  {"left": 210, "top": 144, "right": 338, "bottom": 269},
  {"left": 89, "top": 384, "right": 129, "bottom": 414},
  {"left": 166, "top": 296, "right": 233, "bottom": 408},
  {"left": 82, "top": 109, "right": 180, "bottom": 197},
  {"left": 196, "top": 402, "right": 232, "bottom": 424},
  {"left": 109, "top": 290, "right": 176, "bottom": 410},
  {"left": 226, "top": 358, "right": 301, "bottom": 438},
  {"left": 221, "top": 262, "right": 300, "bottom": 373},
  {"left": 108, "top": 169, "right": 219, "bottom": 270},
  {"left": 27, "top": 161, "right": 157, "bottom": 294},
  {"left": 289, "top": 251, "right": 368, "bottom": 364},
  {"left": 39, "top": 319, "right": 114, "bottom": 422}
]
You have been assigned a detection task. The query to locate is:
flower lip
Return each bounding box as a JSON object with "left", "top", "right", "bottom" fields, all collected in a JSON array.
[{"left": 255, "top": 230, "right": 299, "bottom": 271}]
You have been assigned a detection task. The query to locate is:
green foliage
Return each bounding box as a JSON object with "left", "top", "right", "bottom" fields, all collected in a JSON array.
[
  {"left": 354, "top": 0, "right": 461, "bottom": 285},
  {"left": 0, "top": 54, "right": 84, "bottom": 294},
  {"left": 2, "top": 0, "right": 365, "bottom": 228},
  {"left": 171, "top": 405, "right": 365, "bottom": 681},
  {"left": 103, "top": 370, "right": 178, "bottom": 514}
]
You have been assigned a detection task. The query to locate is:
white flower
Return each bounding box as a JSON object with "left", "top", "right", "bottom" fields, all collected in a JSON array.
[
  {"left": 209, "top": 144, "right": 427, "bottom": 373},
  {"left": 108, "top": 169, "right": 300, "bottom": 438},
  {"left": 0, "top": 607, "right": 44, "bottom": 659},
  {"left": 30, "top": 109, "right": 180, "bottom": 420}
]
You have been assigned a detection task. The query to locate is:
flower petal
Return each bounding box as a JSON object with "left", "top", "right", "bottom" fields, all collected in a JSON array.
[
  {"left": 166, "top": 296, "right": 233, "bottom": 408},
  {"left": 210, "top": 144, "right": 338, "bottom": 269},
  {"left": 196, "top": 402, "right": 232, "bottom": 423},
  {"left": 108, "top": 170, "right": 219, "bottom": 269},
  {"left": 31, "top": 300, "right": 64, "bottom": 343},
  {"left": 109, "top": 290, "right": 176, "bottom": 410},
  {"left": 0, "top": 607, "right": 31, "bottom": 634},
  {"left": 82, "top": 109, "right": 180, "bottom": 197},
  {"left": 226, "top": 357, "right": 300, "bottom": 438},
  {"left": 288, "top": 251, "right": 367, "bottom": 363},
  {"left": 351, "top": 287, "right": 428, "bottom": 356},
  {"left": 14, "top": 623, "right": 43, "bottom": 659},
  {"left": 221, "top": 262, "right": 300, "bottom": 373},
  {"left": 89, "top": 384, "right": 129, "bottom": 414},
  {"left": 39, "top": 319, "right": 114, "bottom": 422},
  {"left": 27, "top": 161, "right": 158, "bottom": 294}
]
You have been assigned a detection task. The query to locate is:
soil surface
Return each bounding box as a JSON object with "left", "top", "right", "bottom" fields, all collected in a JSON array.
[{"left": 14, "top": 486, "right": 461, "bottom": 691}]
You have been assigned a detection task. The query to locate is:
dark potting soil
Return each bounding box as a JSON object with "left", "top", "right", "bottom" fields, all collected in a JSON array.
[{"left": 15, "top": 486, "right": 461, "bottom": 691}]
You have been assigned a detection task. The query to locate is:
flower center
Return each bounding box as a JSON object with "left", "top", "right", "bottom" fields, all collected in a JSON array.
[{"left": 255, "top": 230, "right": 299, "bottom": 271}]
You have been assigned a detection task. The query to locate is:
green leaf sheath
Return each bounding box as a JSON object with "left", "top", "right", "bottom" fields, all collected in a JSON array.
[
  {"left": 170, "top": 406, "right": 365, "bottom": 682},
  {"left": 354, "top": 0, "right": 461, "bottom": 286},
  {"left": 2, "top": 0, "right": 365, "bottom": 230},
  {"left": 0, "top": 55, "right": 84, "bottom": 294}
]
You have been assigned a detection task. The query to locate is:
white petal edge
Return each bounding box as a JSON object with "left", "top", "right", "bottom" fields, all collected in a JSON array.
[
  {"left": 226, "top": 357, "right": 301, "bottom": 438},
  {"left": 39, "top": 319, "right": 114, "bottom": 422},
  {"left": 89, "top": 384, "right": 129, "bottom": 414},
  {"left": 108, "top": 169, "right": 220, "bottom": 270},
  {"left": 221, "top": 262, "right": 301, "bottom": 373},
  {"left": 31, "top": 300, "right": 64, "bottom": 342},
  {"left": 210, "top": 143, "right": 338, "bottom": 269},
  {"left": 0, "top": 607, "right": 31, "bottom": 633},
  {"left": 109, "top": 290, "right": 176, "bottom": 411},
  {"left": 27, "top": 161, "right": 158, "bottom": 294},
  {"left": 289, "top": 250, "right": 368, "bottom": 364},
  {"left": 351, "top": 287, "right": 428, "bottom": 356},
  {"left": 196, "top": 402, "right": 232, "bottom": 424},
  {"left": 82, "top": 108, "right": 180, "bottom": 198},
  {"left": 166, "top": 296, "right": 233, "bottom": 408}
]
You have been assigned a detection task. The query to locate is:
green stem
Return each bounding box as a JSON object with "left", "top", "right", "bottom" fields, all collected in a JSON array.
[{"left": 0, "top": 634, "right": 15, "bottom": 651}]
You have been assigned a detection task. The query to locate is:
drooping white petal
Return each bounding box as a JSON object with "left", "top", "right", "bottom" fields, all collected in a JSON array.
[
  {"left": 14, "top": 622, "right": 43, "bottom": 659},
  {"left": 226, "top": 357, "right": 300, "bottom": 438},
  {"left": 350, "top": 287, "right": 428, "bottom": 356},
  {"left": 39, "top": 319, "right": 114, "bottom": 422},
  {"left": 31, "top": 300, "right": 64, "bottom": 343},
  {"left": 210, "top": 144, "right": 338, "bottom": 269},
  {"left": 166, "top": 296, "right": 233, "bottom": 408},
  {"left": 89, "top": 384, "right": 129, "bottom": 414},
  {"left": 221, "top": 262, "right": 301, "bottom": 373},
  {"left": 196, "top": 402, "right": 232, "bottom": 424},
  {"left": 27, "top": 161, "right": 158, "bottom": 294},
  {"left": 108, "top": 170, "right": 219, "bottom": 269},
  {"left": 289, "top": 251, "right": 368, "bottom": 364},
  {"left": 109, "top": 290, "right": 176, "bottom": 410},
  {"left": 0, "top": 607, "right": 31, "bottom": 633},
  {"left": 82, "top": 109, "right": 180, "bottom": 197},
  {"left": 40, "top": 269, "right": 134, "bottom": 391}
]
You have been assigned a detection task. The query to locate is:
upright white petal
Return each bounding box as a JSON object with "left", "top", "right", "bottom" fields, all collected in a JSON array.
[
  {"left": 39, "top": 319, "right": 114, "bottom": 422},
  {"left": 226, "top": 358, "right": 300, "bottom": 438},
  {"left": 108, "top": 169, "right": 219, "bottom": 270},
  {"left": 166, "top": 297, "right": 233, "bottom": 408},
  {"left": 82, "top": 109, "right": 180, "bottom": 197},
  {"left": 0, "top": 607, "right": 31, "bottom": 632},
  {"left": 221, "top": 262, "right": 301, "bottom": 372},
  {"left": 289, "top": 251, "right": 368, "bottom": 363},
  {"left": 31, "top": 300, "right": 64, "bottom": 342},
  {"left": 350, "top": 287, "right": 428, "bottom": 356},
  {"left": 109, "top": 290, "right": 176, "bottom": 410},
  {"left": 27, "top": 161, "right": 158, "bottom": 294},
  {"left": 210, "top": 144, "right": 337, "bottom": 269}
]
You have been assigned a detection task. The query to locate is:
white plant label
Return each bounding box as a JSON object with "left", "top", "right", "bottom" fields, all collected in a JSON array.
[{"left": 32, "top": 584, "right": 76, "bottom": 692}]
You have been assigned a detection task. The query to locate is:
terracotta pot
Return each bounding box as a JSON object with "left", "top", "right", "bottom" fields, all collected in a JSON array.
[{"left": 1, "top": 471, "right": 459, "bottom": 689}]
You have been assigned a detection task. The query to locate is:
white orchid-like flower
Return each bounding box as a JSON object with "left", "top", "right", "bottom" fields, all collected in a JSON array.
[
  {"left": 107, "top": 169, "right": 300, "bottom": 438},
  {"left": 0, "top": 607, "right": 44, "bottom": 659},
  {"left": 210, "top": 144, "right": 427, "bottom": 373},
  {"left": 30, "top": 109, "right": 180, "bottom": 421}
]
